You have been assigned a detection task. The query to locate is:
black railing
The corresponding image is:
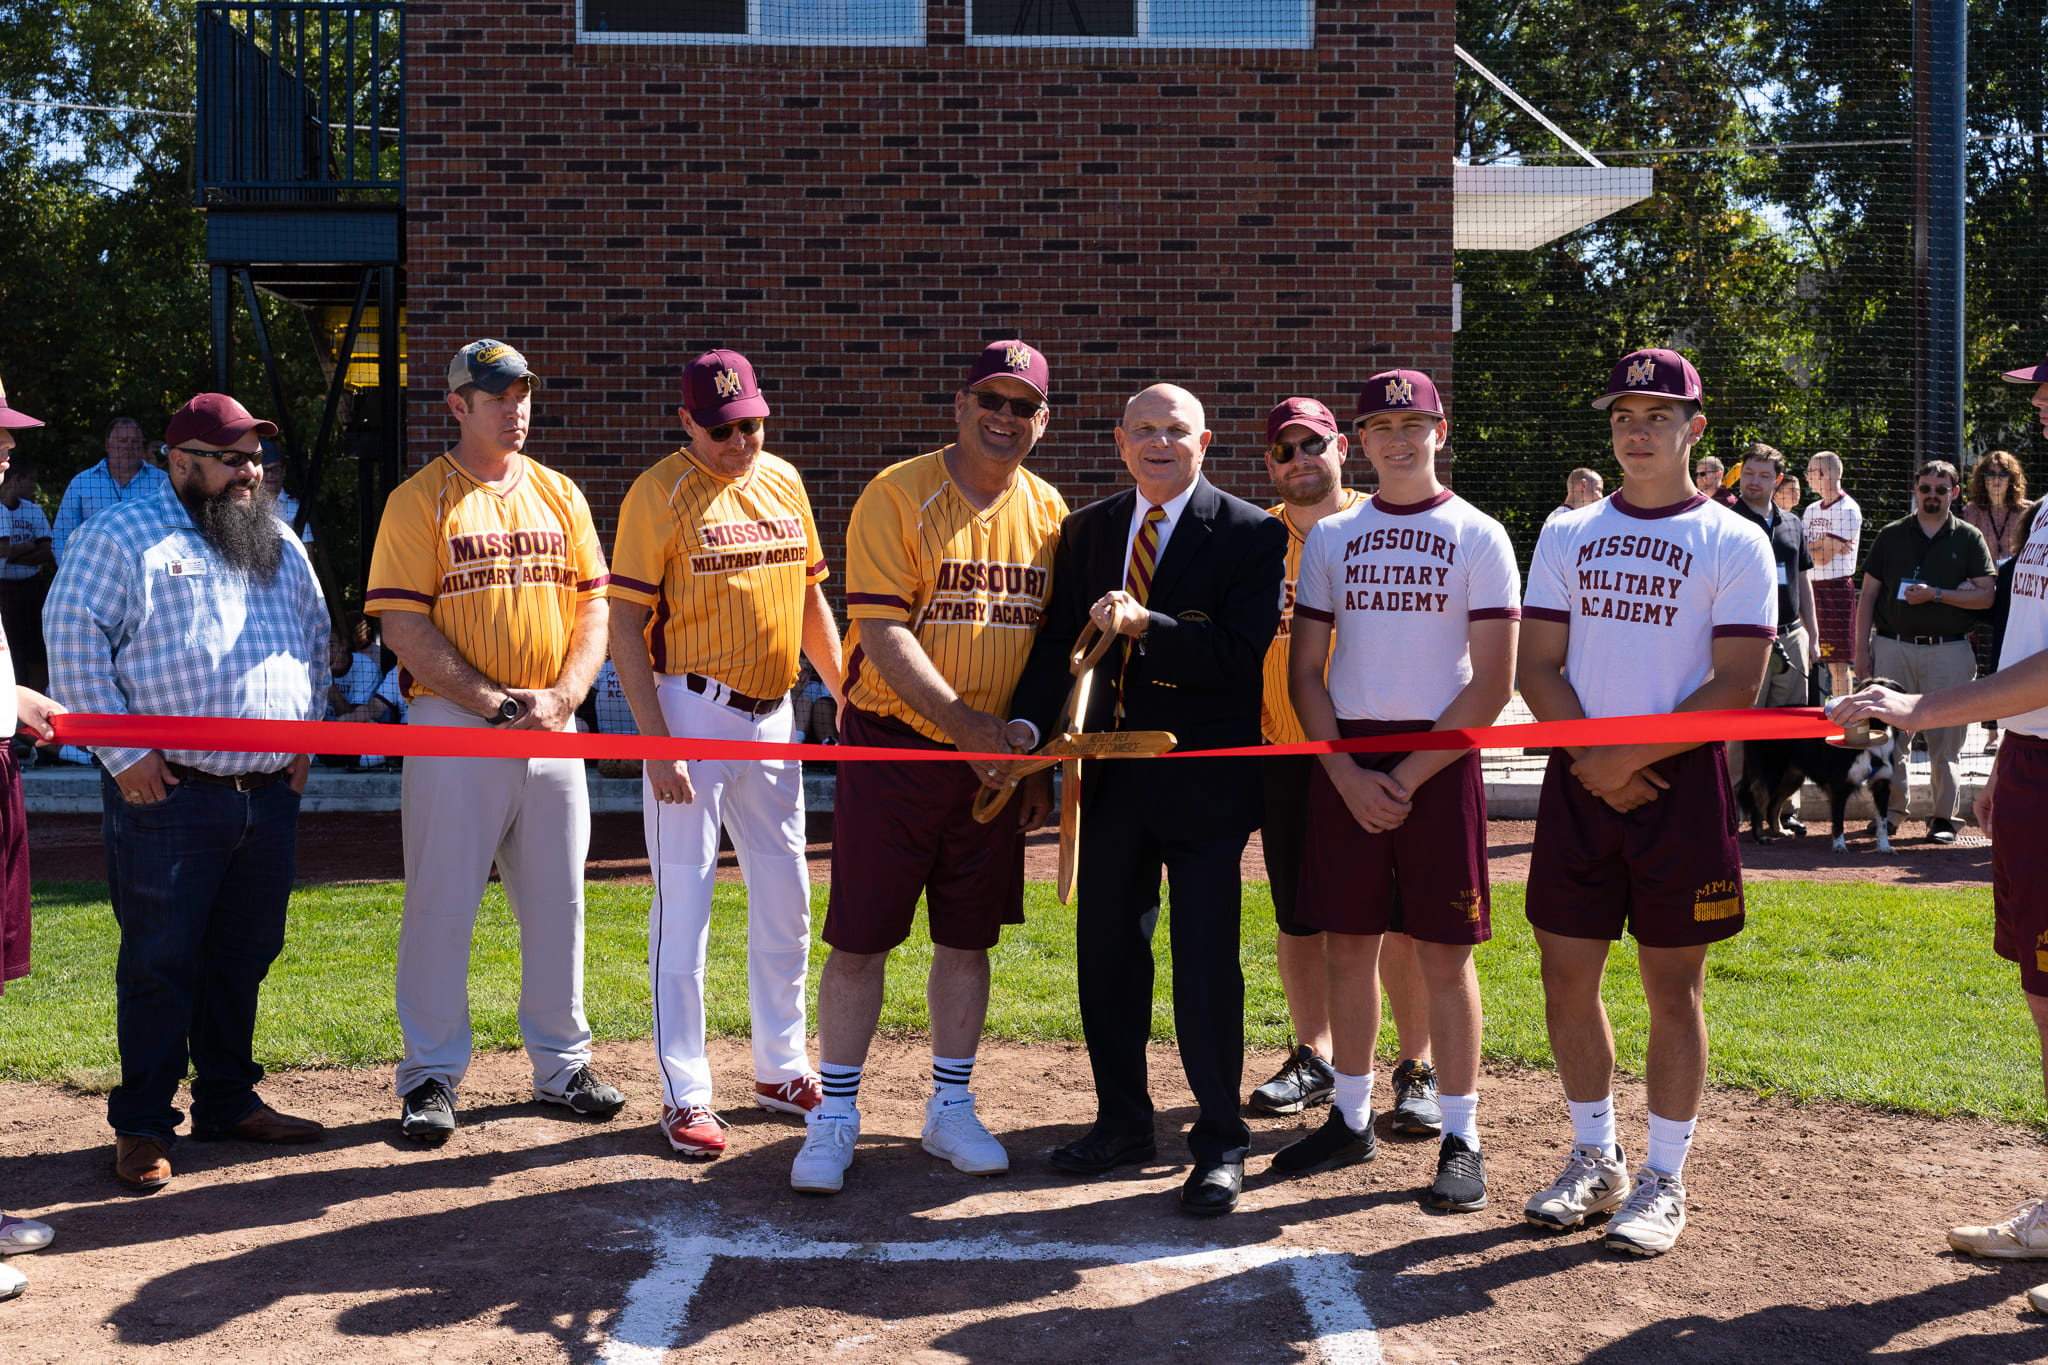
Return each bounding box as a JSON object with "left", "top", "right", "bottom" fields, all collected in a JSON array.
[{"left": 196, "top": 2, "right": 403, "bottom": 205}]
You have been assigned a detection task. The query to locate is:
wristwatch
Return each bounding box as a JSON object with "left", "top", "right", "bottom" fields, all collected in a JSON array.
[
  {"left": 486, "top": 696, "right": 522, "bottom": 726},
  {"left": 1933, "top": 587, "right": 1944, "bottom": 604}
]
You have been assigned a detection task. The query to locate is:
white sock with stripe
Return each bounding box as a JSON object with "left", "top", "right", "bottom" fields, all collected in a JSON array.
[
  {"left": 932, "top": 1054, "right": 976, "bottom": 1102},
  {"left": 819, "top": 1062, "right": 862, "bottom": 1118}
]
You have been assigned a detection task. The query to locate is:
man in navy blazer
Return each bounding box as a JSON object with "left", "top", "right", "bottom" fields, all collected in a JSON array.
[{"left": 1011, "top": 383, "right": 1286, "bottom": 1215}]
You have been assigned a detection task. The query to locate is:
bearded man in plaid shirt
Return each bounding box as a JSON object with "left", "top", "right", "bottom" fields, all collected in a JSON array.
[{"left": 45, "top": 392, "right": 330, "bottom": 1191}]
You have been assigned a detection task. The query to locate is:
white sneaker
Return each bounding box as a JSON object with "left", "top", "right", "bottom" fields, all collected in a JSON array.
[
  {"left": 1950, "top": 1196, "right": 2048, "bottom": 1259},
  {"left": 1525, "top": 1143, "right": 1631, "bottom": 1230},
  {"left": 921, "top": 1091, "right": 1009, "bottom": 1176},
  {"left": 0, "top": 1263, "right": 22, "bottom": 1302},
  {"left": 1605, "top": 1165, "right": 1688, "bottom": 1256},
  {"left": 790, "top": 1109, "right": 859, "bottom": 1194},
  {"left": 0, "top": 1215, "right": 52, "bottom": 1256}
]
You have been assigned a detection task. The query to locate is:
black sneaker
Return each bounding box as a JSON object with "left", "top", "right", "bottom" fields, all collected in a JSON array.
[
  {"left": 1271, "top": 1107, "right": 1377, "bottom": 1175},
  {"left": 1929, "top": 818, "right": 1958, "bottom": 845},
  {"left": 1248, "top": 1044, "right": 1336, "bottom": 1115},
  {"left": 1427, "top": 1133, "right": 1488, "bottom": 1211},
  {"left": 1389, "top": 1059, "right": 1442, "bottom": 1135},
  {"left": 540, "top": 1064, "right": 626, "bottom": 1118},
  {"left": 400, "top": 1079, "right": 456, "bottom": 1146}
]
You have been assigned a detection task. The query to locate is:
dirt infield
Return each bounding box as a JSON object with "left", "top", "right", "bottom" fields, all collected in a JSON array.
[
  {"left": 22, "top": 813, "right": 1997, "bottom": 891},
  {"left": 1, "top": 1035, "right": 2044, "bottom": 1363}
]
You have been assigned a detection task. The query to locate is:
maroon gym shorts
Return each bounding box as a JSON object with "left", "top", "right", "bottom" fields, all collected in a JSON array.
[
  {"left": 1295, "top": 719, "right": 1491, "bottom": 946},
  {"left": 0, "top": 748, "right": 25, "bottom": 993},
  {"left": 1813, "top": 577, "right": 1858, "bottom": 662},
  {"left": 824, "top": 706, "right": 1026, "bottom": 955},
  {"left": 1991, "top": 731, "right": 2048, "bottom": 995},
  {"left": 1525, "top": 742, "right": 1747, "bottom": 948}
]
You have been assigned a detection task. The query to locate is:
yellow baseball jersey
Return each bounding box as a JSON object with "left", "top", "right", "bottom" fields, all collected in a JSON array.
[
  {"left": 1262, "top": 489, "right": 1365, "bottom": 744},
  {"left": 608, "top": 447, "right": 827, "bottom": 700},
  {"left": 843, "top": 448, "right": 1068, "bottom": 743},
  {"left": 365, "top": 453, "right": 608, "bottom": 698}
]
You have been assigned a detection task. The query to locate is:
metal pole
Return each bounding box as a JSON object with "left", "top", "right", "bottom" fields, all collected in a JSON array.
[
  {"left": 210, "top": 265, "right": 234, "bottom": 394},
  {"left": 1913, "top": 0, "right": 1968, "bottom": 471}
]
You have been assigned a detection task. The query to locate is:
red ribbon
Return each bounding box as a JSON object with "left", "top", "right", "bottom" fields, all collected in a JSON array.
[{"left": 45, "top": 708, "right": 1843, "bottom": 764}]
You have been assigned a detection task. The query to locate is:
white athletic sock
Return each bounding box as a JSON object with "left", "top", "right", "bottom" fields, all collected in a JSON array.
[
  {"left": 1332, "top": 1070, "right": 1375, "bottom": 1132},
  {"left": 820, "top": 1062, "right": 863, "bottom": 1118},
  {"left": 931, "top": 1054, "right": 975, "bottom": 1100},
  {"left": 1438, "top": 1092, "right": 1479, "bottom": 1147},
  {"left": 1645, "top": 1112, "right": 1698, "bottom": 1177},
  {"left": 1568, "top": 1096, "right": 1618, "bottom": 1155}
]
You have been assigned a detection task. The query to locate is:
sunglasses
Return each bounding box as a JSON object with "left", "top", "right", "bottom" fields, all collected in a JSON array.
[
  {"left": 1985, "top": 472, "right": 2012, "bottom": 480},
  {"left": 1916, "top": 484, "right": 1954, "bottom": 495},
  {"left": 1269, "top": 433, "right": 1336, "bottom": 464},
  {"left": 972, "top": 390, "right": 1046, "bottom": 420},
  {"left": 703, "top": 417, "right": 763, "bottom": 442},
  {"left": 169, "top": 444, "right": 264, "bottom": 469}
]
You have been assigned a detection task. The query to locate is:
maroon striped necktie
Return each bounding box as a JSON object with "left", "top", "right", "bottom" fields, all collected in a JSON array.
[{"left": 1115, "top": 505, "right": 1167, "bottom": 720}]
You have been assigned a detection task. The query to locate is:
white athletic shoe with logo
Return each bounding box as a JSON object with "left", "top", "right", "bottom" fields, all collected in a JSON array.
[
  {"left": 790, "top": 1109, "right": 859, "bottom": 1194},
  {"left": 1524, "top": 1143, "right": 1631, "bottom": 1230},
  {"left": 0, "top": 1263, "right": 22, "bottom": 1302},
  {"left": 921, "top": 1092, "right": 1009, "bottom": 1175},
  {"left": 1949, "top": 1196, "right": 2048, "bottom": 1259},
  {"left": 1604, "top": 1165, "right": 1688, "bottom": 1257}
]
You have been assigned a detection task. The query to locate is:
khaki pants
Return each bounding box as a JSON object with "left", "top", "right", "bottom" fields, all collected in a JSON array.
[
  {"left": 1729, "top": 623, "right": 1810, "bottom": 795},
  {"left": 1870, "top": 635, "right": 1979, "bottom": 822}
]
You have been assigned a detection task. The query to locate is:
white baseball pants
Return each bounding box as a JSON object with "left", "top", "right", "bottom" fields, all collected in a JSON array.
[
  {"left": 394, "top": 694, "right": 594, "bottom": 1100},
  {"left": 645, "top": 676, "right": 812, "bottom": 1109}
]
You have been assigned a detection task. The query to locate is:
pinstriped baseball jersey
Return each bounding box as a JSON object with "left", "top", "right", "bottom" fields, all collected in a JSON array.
[
  {"left": 364, "top": 453, "right": 608, "bottom": 698},
  {"left": 608, "top": 447, "right": 826, "bottom": 700},
  {"left": 1262, "top": 489, "right": 1365, "bottom": 744},
  {"left": 843, "top": 448, "right": 1067, "bottom": 743}
]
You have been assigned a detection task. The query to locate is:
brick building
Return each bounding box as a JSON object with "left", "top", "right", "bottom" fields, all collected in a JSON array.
[{"left": 403, "top": 0, "right": 1454, "bottom": 560}]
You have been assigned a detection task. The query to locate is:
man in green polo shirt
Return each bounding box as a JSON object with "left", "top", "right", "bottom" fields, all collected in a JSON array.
[{"left": 1851, "top": 460, "right": 1996, "bottom": 843}]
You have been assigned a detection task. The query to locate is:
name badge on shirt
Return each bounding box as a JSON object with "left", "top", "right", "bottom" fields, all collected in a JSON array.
[
  {"left": 1897, "top": 578, "right": 1923, "bottom": 601},
  {"left": 165, "top": 559, "right": 209, "bottom": 578},
  {"left": 1777, "top": 563, "right": 1789, "bottom": 586}
]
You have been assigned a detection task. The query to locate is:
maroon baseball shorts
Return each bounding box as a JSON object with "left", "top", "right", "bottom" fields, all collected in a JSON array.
[
  {"left": 1991, "top": 731, "right": 2048, "bottom": 996},
  {"left": 1296, "top": 719, "right": 1491, "bottom": 946},
  {"left": 0, "top": 748, "right": 26, "bottom": 993},
  {"left": 1813, "top": 577, "right": 1858, "bottom": 662},
  {"left": 824, "top": 706, "right": 1026, "bottom": 955},
  {"left": 1525, "top": 742, "right": 1746, "bottom": 948}
]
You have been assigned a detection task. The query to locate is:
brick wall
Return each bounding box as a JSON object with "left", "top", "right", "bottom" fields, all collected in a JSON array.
[{"left": 404, "top": 1, "right": 1453, "bottom": 565}]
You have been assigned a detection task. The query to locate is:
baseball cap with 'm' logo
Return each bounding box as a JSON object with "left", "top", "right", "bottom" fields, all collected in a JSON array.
[
  {"left": 1355, "top": 369, "right": 1444, "bottom": 421},
  {"left": 1592, "top": 347, "right": 1702, "bottom": 411},
  {"left": 681, "top": 349, "right": 771, "bottom": 427}
]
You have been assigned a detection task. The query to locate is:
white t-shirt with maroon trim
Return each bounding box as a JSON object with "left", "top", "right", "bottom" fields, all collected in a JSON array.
[
  {"left": 1524, "top": 490, "right": 1777, "bottom": 719},
  {"left": 1295, "top": 489, "right": 1522, "bottom": 722},
  {"left": 1802, "top": 493, "right": 1862, "bottom": 582},
  {"left": 1997, "top": 516, "right": 2048, "bottom": 737}
]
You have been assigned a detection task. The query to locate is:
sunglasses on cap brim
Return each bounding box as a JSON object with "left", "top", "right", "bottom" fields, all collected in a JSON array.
[{"left": 1269, "top": 433, "right": 1336, "bottom": 464}]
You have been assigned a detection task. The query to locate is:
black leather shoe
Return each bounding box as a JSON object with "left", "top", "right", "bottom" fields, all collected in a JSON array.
[
  {"left": 1272, "top": 1107, "right": 1377, "bottom": 1175},
  {"left": 1050, "top": 1129, "right": 1156, "bottom": 1176},
  {"left": 1180, "top": 1160, "right": 1243, "bottom": 1215}
]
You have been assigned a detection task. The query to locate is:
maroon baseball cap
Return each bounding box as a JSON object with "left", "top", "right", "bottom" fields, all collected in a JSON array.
[
  {"left": 2002, "top": 353, "right": 2048, "bottom": 385},
  {"left": 0, "top": 377, "right": 43, "bottom": 430},
  {"left": 1355, "top": 369, "right": 1445, "bottom": 421},
  {"left": 965, "top": 340, "right": 1050, "bottom": 399},
  {"left": 1593, "top": 347, "right": 1704, "bottom": 410},
  {"left": 681, "top": 349, "right": 771, "bottom": 426},
  {"left": 1266, "top": 397, "right": 1339, "bottom": 444},
  {"left": 163, "top": 393, "right": 277, "bottom": 448}
]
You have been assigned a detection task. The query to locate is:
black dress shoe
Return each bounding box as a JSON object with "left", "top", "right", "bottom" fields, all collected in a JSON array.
[
  {"left": 1271, "top": 1107, "right": 1377, "bottom": 1175},
  {"left": 1180, "top": 1160, "right": 1243, "bottom": 1215},
  {"left": 1049, "top": 1129, "right": 1156, "bottom": 1176}
]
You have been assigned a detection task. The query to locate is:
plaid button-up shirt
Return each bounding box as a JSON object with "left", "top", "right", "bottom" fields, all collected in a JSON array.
[
  {"left": 51, "top": 460, "right": 170, "bottom": 563},
  {"left": 45, "top": 484, "right": 328, "bottom": 777}
]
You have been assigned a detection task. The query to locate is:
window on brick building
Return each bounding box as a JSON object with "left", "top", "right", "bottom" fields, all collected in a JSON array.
[
  {"left": 579, "top": 0, "right": 925, "bottom": 44},
  {"left": 967, "top": 0, "right": 1313, "bottom": 47}
]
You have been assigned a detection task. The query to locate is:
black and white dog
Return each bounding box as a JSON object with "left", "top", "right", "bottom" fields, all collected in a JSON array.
[{"left": 1737, "top": 681, "right": 1899, "bottom": 854}]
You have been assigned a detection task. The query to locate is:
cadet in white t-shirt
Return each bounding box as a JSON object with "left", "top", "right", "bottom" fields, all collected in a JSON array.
[
  {"left": 1516, "top": 348, "right": 1776, "bottom": 1260},
  {"left": 1832, "top": 350, "right": 2048, "bottom": 1279},
  {"left": 1269, "top": 369, "right": 1519, "bottom": 1216}
]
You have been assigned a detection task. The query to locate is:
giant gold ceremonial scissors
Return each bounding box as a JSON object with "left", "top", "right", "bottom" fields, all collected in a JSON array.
[{"left": 971, "top": 621, "right": 1176, "bottom": 904}]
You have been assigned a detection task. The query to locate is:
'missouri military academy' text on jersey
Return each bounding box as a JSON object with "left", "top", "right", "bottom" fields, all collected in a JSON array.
[
  {"left": 1996, "top": 515, "right": 2048, "bottom": 738},
  {"left": 1803, "top": 493, "right": 1863, "bottom": 581},
  {"left": 1262, "top": 489, "right": 1365, "bottom": 745},
  {"left": 1294, "top": 489, "right": 1522, "bottom": 722},
  {"left": 608, "top": 447, "right": 827, "bottom": 700},
  {"left": 1523, "top": 492, "right": 1776, "bottom": 717},
  {"left": 364, "top": 454, "right": 609, "bottom": 697},
  {"left": 842, "top": 449, "right": 1067, "bottom": 744}
]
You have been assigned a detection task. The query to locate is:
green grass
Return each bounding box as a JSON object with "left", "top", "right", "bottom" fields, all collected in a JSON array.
[{"left": 5, "top": 878, "right": 2039, "bottom": 1125}]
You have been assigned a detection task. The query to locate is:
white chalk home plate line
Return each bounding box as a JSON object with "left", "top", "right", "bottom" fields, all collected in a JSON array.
[{"left": 597, "top": 1216, "right": 1382, "bottom": 1364}]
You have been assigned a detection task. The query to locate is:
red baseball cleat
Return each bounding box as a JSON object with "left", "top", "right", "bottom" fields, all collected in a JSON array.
[
  {"left": 754, "top": 1074, "right": 824, "bottom": 1116},
  {"left": 662, "top": 1104, "right": 727, "bottom": 1158}
]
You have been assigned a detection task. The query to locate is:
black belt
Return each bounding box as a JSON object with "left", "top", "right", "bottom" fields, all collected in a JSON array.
[
  {"left": 167, "top": 762, "right": 291, "bottom": 792},
  {"left": 683, "top": 673, "right": 782, "bottom": 718},
  {"left": 1875, "top": 630, "right": 1972, "bottom": 647}
]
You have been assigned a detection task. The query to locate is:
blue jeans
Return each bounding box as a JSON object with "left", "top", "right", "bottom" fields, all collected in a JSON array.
[{"left": 102, "top": 769, "right": 301, "bottom": 1140}]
